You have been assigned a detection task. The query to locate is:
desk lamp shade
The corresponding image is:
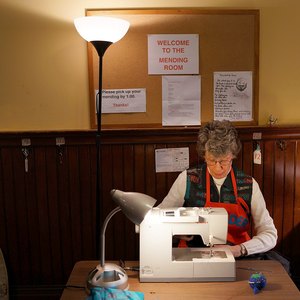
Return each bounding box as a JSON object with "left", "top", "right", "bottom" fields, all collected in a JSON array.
[
  {"left": 111, "top": 189, "right": 157, "bottom": 225},
  {"left": 74, "top": 16, "right": 130, "bottom": 43}
]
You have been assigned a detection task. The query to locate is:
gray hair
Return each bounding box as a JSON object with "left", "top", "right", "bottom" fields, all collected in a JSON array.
[{"left": 196, "top": 120, "right": 241, "bottom": 158}]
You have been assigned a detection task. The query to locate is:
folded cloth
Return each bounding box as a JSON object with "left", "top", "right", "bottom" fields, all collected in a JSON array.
[{"left": 87, "top": 287, "right": 144, "bottom": 300}]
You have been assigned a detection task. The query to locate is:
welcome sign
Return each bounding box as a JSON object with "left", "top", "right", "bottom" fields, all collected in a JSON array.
[{"left": 148, "top": 34, "right": 199, "bottom": 75}]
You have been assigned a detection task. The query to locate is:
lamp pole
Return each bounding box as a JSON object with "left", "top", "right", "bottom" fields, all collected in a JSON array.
[
  {"left": 91, "top": 41, "right": 112, "bottom": 256},
  {"left": 91, "top": 41, "right": 112, "bottom": 133}
]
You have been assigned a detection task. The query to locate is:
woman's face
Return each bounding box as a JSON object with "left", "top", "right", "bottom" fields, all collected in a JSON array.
[{"left": 204, "top": 152, "right": 233, "bottom": 179}]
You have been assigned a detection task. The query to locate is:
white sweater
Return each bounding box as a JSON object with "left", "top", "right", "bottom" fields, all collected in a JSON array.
[{"left": 159, "top": 170, "right": 278, "bottom": 255}]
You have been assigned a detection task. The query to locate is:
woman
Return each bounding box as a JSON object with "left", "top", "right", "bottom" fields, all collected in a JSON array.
[{"left": 159, "top": 120, "right": 277, "bottom": 258}]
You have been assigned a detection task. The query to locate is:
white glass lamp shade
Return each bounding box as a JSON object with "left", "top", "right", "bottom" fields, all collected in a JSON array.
[{"left": 74, "top": 16, "right": 130, "bottom": 43}]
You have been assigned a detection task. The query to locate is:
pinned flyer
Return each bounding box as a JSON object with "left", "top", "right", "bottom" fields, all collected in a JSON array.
[
  {"left": 100, "top": 88, "right": 146, "bottom": 113},
  {"left": 155, "top": 147, "right": 189, "bottom": 173},
  {"left": 148, "top": 34, "right": 199, "bottom": 75}
]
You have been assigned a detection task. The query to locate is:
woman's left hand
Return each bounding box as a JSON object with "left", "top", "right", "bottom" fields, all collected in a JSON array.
[{"left": 214, "top": 244, "right": 241, "bottom": 257}]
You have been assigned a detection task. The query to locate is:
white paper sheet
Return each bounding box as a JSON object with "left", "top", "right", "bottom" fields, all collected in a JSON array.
[
  {"left": 162, "top": 75, "right": 201, "bottom": 126},
  {"left": 148, "top": 34, "right": 199, "bottom": 75},
  {"left": 214, "top": 71, "right": 253, "bottom": 121},
  {"left": 100, "top": 88, "right": 146, "bottom": 113},
  {"left": 155, "top": 147, "right": 189, "bottom": 173}
]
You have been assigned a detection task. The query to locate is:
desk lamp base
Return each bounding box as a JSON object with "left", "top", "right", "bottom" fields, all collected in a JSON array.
[{"left": 86, "top": 263, "right": 129, "bottom": 290}]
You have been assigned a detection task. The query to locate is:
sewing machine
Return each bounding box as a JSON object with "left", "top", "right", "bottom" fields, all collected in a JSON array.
[{"left": 139, "top": 207, "right": 235, "bottom": 282}]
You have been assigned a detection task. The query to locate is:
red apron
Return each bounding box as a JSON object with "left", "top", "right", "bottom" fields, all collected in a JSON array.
[{"left": 205, "top": 168, "right": 251, "bottom": 245}]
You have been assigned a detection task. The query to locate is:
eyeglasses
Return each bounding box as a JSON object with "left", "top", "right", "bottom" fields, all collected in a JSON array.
[{"left": 205, "top": 158, "right": 232, "bottom": 167}]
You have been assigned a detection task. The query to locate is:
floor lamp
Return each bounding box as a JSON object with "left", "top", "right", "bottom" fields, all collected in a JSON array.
[{"left": 74, "top": 16, "right": 130, "bottom": 260}]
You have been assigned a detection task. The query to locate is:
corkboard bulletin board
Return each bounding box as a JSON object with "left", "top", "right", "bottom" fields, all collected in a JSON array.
[{"left": 86, "top": 8, "right": 259, "bottom": 129}]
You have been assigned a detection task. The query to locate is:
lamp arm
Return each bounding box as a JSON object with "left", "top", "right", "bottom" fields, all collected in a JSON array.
[{"left": 100, "top": 206, "right": 122, "bottom": 267}]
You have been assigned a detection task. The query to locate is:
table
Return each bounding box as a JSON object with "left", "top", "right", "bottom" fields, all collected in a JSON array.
[{"left": 60, "top": 260, "right": 300, "bottom": 299}]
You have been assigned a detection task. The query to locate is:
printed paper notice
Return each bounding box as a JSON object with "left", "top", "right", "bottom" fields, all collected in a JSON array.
[
  {"left": 100, "top": 88, "right": 146, "bottom": 113},
  {"left": 162, "top": 75, "right": 201, "bottom": 126},
  {"left": 155, "top": 147, "right": 189, "bottom": 173},
  {"left": 214, "top": 71, "right": 253, "bottom": 121},
  {"left": 148, "top": 34, "right": 199, "bottom": 75}
]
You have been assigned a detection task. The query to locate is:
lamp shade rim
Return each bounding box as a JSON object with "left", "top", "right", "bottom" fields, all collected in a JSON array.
[{"left": 74, "top": 16, "right": 130, "bottom": 43}]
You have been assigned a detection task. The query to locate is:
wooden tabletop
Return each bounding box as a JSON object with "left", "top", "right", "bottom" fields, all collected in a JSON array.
[{"left": 60, "top": 260, "right": 300, "bottom": 300}]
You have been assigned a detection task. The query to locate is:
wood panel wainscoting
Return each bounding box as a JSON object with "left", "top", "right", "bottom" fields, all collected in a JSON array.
[{"left": 0, "top": 126, "right": 300, "bottom": 297}]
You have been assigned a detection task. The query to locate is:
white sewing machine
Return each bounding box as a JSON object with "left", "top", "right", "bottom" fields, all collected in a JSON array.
[{"left": 139, "top": 207, "right": 235, "bottom": 282}]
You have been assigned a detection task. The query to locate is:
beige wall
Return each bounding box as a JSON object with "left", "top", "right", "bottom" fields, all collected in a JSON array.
[{"left": 0, "top": 0, "right": 299, "bottom": 131}]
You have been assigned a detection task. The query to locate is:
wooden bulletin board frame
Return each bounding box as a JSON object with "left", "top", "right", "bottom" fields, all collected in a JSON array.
[{"left": 86, "top": 8, "right": 259, "bottom": 129}]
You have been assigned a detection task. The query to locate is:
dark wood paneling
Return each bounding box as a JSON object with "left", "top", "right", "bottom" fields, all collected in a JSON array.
[
  {"left": 262, "top": 141, "right": 275, "bottom": 215},
  {"left": 282, "top": 141, "right": 296, "bottom": 258},
  {"left": 1, "top": 126, "right": 300, "bottom": 295},
  {"left": 273, "top": 141, "right": 285, "bottom": 250}
]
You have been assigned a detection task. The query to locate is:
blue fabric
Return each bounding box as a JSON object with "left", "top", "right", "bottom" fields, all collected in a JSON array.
[
  {"left": 87, "top": 287, "right": 144, "bottom": 300},
  {"left": 249, "top": 273, "right": 267, "bottom": 294}
]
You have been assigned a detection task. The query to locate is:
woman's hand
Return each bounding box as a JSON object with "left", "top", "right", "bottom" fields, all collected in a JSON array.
[{"left": 214, "top": 244, "right": 242, "bottom": 257}]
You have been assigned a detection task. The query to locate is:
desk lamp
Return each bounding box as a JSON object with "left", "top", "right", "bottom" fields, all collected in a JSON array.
[
  {"left": 87, "top": 189, "right": 157, "bottom": 290},
  {"left": 74, "top": 16, "right": 130, "bottom": 255}
]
